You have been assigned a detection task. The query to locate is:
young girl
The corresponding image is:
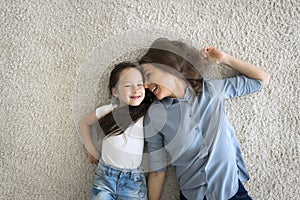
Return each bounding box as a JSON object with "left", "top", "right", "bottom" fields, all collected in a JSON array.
[
  {"left": 79, "top": 62, "right": 153, "bottom": 200},
  {"left": 139, "top": 38, "right": 270, "bottom": 200}
]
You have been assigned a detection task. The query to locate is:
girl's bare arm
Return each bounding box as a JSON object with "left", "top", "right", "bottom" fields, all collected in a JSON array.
[{"left": 79, "top": 111, "right": 100, "bottom": 164}]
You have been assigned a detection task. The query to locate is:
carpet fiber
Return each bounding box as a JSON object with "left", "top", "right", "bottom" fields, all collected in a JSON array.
[{"left": 1, "top": 0, "right": 299, "bottom": 199}]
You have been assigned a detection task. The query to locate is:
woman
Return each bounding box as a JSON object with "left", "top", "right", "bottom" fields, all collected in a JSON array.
[{"left": 139, "top": 38, "right": 270, "bottom": 200}]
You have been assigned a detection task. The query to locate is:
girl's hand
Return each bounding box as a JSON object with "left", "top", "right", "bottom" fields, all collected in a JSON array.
[
  {"left": 200, "top": 46, "right": 226, "bottom": 65},
  {"left": 87, "top": 152, "right": 99, "bottom": 165}
]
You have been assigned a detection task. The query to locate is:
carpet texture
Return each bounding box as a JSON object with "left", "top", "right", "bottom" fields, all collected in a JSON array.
[{"left": 1, "top": 0, "right": 299, "bottom": 199}]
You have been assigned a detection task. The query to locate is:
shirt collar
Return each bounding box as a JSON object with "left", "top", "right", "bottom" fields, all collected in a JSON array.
[{"left": 160, "top": 86, "right": 195, "bottom": 108}]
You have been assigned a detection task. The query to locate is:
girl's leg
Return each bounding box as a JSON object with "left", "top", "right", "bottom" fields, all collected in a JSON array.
[
  {"left": 89, "top": 163, "right": 117, "bottom": 200},
  {"left": 117, "top": 171, "right": 148, "bottom": 200},
  {"left": 89, "top": 186, "right": 114, "bottom": 200}
]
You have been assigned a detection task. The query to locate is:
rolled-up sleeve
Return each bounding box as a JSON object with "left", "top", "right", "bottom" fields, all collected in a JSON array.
[
  {"left": 209, "top": 75, "right": 262, "bottom": 99},
  {"left": 144, "top": 102, "right": 168, "bottom": 172},
  {"left": 224, "top": 75, "right": 262, "bottom": 98}
]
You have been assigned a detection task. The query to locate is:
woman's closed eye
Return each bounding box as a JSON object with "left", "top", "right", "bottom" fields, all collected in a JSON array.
[{"left": 144, "top": 72, "right": 151, "bottom": 80}]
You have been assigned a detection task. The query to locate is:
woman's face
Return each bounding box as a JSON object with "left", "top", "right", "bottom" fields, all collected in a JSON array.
[
  {"left": 112, "top": 68, "right": 145, "bottom": 107},
  {"left": 142, "top": 63, "right": 179, "bottom": 100}
]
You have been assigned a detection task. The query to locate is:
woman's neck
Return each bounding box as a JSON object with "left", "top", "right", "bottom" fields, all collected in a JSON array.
[{"left": 171, "top": 78, "right": 188, "bottom": 99}]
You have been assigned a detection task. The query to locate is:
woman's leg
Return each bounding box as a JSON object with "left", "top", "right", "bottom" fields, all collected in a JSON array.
[
  {"left": 229, "top": 180, "right": 252, "bottom": 200},
  {"left": 180, "top": 191, "right": 188, "bottom": 200},
  {"left": 180, "top": 191, "right": 207, "bottom": 200},
  {"left": 180, "top": 180, "right": 251, "bottom": 200}
]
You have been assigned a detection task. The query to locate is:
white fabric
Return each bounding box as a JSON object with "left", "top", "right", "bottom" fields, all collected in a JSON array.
[
  {"left": 95, "top": 104, "right": 117, "bottom": 119},
  {"left": 96, "top": 104, "right": 144, "bottom": 169}
]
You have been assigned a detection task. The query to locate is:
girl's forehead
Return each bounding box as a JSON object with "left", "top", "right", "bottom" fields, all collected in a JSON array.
[
  {"left": 118, "top": 68, "right": 143, "bottom": 81},
  {"left": 119, "top": 67, "right": 141, "bottom": 75}
]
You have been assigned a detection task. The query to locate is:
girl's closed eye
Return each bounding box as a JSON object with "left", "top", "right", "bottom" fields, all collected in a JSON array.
[{"left": 137, "top": 82, "right": 144, "bottom": 87}]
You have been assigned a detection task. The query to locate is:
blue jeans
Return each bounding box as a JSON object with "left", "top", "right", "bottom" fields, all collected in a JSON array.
[
  {"left": 180, "top": 180, "right": 252, "bottom": 200},
  {"left": 89, "top": 160, "right": 147, "bottom": 200}
]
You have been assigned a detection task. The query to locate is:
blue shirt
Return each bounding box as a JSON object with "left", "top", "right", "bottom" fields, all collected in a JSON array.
[{"left": 144, "top": 75, "right": 262, "bottom": 200}]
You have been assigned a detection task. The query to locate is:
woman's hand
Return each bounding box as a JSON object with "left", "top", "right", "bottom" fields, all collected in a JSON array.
[
  {"left": 200, "top": 46, "right": 226, "bottom": 65},
  {"left": 200, "top": 46, "right": 270, "bottom": 86},
  {"left": 87, "top": 152, "right": 99, "bottom": 165}
]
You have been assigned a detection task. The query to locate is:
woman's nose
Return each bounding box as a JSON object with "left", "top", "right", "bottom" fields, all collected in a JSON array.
[{"left": 144, "top": 83, "right": 150, "bottom": 88}]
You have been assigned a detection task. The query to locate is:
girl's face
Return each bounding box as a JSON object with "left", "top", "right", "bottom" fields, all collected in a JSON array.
[
  {"left": 112, "top": 68, "right": 145, "bottom": 107},
  {"left": 142, "top": 63, "right": 179, "bottom": 100}
]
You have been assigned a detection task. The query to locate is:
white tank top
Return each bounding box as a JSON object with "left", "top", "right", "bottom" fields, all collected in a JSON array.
[{"left": 96, "top": 104, "right": 144, "bottom": 169}]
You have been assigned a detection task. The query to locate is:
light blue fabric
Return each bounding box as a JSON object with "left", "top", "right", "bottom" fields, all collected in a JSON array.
[
  {"left": 144, "top": 75, "right": 262, "bottom": 200},
  {"left": 89, "top": 160, "right": 147, "bottom": 200}
]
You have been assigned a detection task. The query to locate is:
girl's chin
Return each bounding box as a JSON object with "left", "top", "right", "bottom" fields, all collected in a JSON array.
[{"left": 129, "top": 100, "right": 143, "bottom": 106}]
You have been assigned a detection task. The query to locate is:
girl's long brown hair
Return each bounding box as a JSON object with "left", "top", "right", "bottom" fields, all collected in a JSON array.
[
  {"left": 139, "top": 38, "right": 204, "bottom": 96},
  {"left": 98, "top": 62, "right": 154, "bottom": 137}
]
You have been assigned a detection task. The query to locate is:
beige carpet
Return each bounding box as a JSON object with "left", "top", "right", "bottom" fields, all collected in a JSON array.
[{"left": 1, "top": 0, "right": 299, "bottom": 199}]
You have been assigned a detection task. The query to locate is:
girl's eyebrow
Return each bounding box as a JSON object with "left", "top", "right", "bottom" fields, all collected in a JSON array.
[{"left": 119, "top": 80, "right": 143, "bottom": 83}]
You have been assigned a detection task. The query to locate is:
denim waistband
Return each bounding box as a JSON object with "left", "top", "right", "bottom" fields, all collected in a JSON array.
[{"left": 98, "top": 159, "right": 144, "bottom": 174}]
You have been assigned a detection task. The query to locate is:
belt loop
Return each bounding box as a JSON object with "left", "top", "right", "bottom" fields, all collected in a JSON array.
[
  {"left": 130, "top": 170, "right": 134, "bottom": 180},
  {"left": 104, "top": 166, "right": 109, "bottom": 176},
  {"left": 108, "top": 167, "right": 112, "bottom": 176}
]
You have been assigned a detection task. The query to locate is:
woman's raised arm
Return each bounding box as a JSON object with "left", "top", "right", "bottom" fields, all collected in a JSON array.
[{"left": 202, "top": 46, "right": 271, "bottom": 86}]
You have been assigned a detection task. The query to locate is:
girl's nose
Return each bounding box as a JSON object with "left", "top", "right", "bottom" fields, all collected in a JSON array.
[
  {"left": 132, "top": 85, "right": 138, "bottom": 91},
  {"left": 132, "top": 85, "right": 143, "bottom": 93},
  {"left": 144, "top": 83, "right": 150, "bottom": 88}
]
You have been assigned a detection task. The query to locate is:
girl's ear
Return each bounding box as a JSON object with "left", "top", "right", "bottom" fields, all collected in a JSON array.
[{"left": 111, "top": 87, "right": 118, "bottom": 98}]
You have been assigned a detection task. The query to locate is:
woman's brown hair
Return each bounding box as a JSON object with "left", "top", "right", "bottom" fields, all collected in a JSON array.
[
  {"left": 139, "top": 38, "right": 204, "bottom": 95},
  {"left": 98, "top": 62, "right": 154, "bottom": 137}
]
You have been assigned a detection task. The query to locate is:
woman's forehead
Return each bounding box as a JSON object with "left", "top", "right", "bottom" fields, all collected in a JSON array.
[
  {"left": 141, "top": 63, "right": 154, "bottom": 70},
  {"left": 142, "top": 63, "right": 163, "bottom": 73},
  {"left": 142, "top": 63, "right": 175, "bottom": 75}
]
